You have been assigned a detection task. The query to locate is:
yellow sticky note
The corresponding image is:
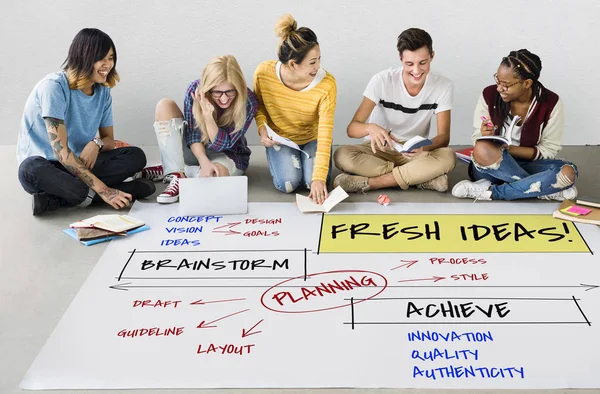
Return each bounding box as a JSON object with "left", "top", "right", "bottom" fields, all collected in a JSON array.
[
  {"left": 319, "top": 214, "right": 588, "bottom": 253},
  {"left": 561, "top": 207, "right": 580, "bottom": 216}
]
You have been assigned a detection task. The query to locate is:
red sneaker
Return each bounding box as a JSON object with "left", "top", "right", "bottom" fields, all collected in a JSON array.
[
  {"left": 139, "top": 164, "right": 164, "bottom": 182},
  {"left": 157, "top": 175, "right": 180, "bottom": 204}
]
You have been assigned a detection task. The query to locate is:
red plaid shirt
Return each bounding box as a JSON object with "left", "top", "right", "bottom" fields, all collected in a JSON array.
[{"left": 184, "top": 80, "right": 257, "bottom": 171}]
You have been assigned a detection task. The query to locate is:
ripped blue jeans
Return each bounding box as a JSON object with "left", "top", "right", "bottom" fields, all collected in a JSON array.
[
  {"left": 469, "top": 148, "right": 578, "bottom": 200},
  {"left": 266, "top": 140, "right": 332, "bottom": 193}
]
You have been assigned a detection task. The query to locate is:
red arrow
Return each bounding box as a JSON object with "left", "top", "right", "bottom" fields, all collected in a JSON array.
[
  {"left": 197, "top": 308, "right": 249, "bottom": 329},
  {"left": 190, "top": 298, "right": 246, "bottom": 306},
  {"left": 212, "top": 222, "right": 242, "bottom": 235},
  {"left": 242, "top": 319, "right": 264, "bottom": 338},
  {"left": 398, "top": 276, "right": 445, "bottom": 283},
  {"left": 391, "top": 260, "right": 418, "bottom": 270}
]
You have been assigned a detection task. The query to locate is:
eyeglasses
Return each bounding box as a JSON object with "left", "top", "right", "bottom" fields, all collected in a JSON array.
[
  {"left": 493, "top": 73, "right": 522, "bottom": 91},
  {"left": 209, "top": 89, "right": 237, "bottom": 99}
]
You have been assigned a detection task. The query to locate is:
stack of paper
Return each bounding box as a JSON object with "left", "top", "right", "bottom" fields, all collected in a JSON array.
[
  {"left": 63, "top": 214, "right": 149, "bottom": 245},
  {"left": 70, "top": 214, "right": 145, "bottom": 233},
  {"left": 553, "top": 200, "right": 600, "bottom": 226}
]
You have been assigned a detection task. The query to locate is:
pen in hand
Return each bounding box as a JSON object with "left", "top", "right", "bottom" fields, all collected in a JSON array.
[
  {"left": 383, "top": 129, "right": 392, "bottom": 147},
  {"left": 480, "top": 116, "right": 498, "bottom": 132},
  {"left": 480, "top": 116, "right": 493, "bottom": 127}
]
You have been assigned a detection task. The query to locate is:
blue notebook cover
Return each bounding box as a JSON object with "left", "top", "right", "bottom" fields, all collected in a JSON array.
[{"left": 63, "top": 225, "right": 150, "bottom": 246}]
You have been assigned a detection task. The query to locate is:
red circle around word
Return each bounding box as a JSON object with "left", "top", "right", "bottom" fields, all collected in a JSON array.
[{"left": 260, "top": 269, "right": 388, "bottom": 313}]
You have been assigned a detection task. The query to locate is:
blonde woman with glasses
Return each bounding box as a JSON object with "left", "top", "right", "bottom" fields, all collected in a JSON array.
[{"left": 141, "top": 55, "right": 258, "bottom": 203}]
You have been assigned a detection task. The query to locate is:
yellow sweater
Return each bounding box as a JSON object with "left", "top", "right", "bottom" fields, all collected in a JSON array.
[{"left": 253, "top": 60, "right": 337, "bottom": 183}]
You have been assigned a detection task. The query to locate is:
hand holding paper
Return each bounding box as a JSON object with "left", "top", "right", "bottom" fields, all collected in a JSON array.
[
  {"left": 296, "top": 186, "right": 349, "bottom": 213},
  {"left": 264, "top": 123, "right": 309, "bottom": 158}
]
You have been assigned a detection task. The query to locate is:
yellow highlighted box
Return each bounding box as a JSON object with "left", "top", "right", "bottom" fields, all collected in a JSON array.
[{"left": 319, "top": 214, "right": 588, "bottom": 253}]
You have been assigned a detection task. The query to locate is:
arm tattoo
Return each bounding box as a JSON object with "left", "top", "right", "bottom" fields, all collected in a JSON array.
[
  {"left": 45, "top": 117, "right": 72, "bottom": 161},
  {"left": 64, "top": 157, "right": 95, "bottom": 188},
  {"left": 44, "top": 116, "right": 94, "bottom": 188},
  {"left": 51, "top": 140, "right": 72, "bottom": 162},
  {"left": 52, "top": 140, "right": 63, "bottom": 155},
  {"left": 98, "top": 186, "right": 118, "bottom": 201},
  {"left": 43, "top": 117, "right": 64, "bottom": 130}
]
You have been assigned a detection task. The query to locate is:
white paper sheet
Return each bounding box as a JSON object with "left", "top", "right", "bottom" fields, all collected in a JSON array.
[
  {"left": 295, "top": 186, "right": 349, "bottom": 213},
  {"left": 20, "top": 202, "right": 600, "bottom": 390},
  {"left": 264, "top": 123, "right": 310, "bottom": 158}
]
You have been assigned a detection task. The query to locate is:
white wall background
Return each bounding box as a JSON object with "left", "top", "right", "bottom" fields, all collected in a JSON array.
[{"left": 2, "top": 0, "right": 599, "bottom": 146}]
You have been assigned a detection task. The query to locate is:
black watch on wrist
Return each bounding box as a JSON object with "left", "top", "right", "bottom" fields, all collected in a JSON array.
[{"left": 92, "top": 137, "right": 104, "bottom": 152}]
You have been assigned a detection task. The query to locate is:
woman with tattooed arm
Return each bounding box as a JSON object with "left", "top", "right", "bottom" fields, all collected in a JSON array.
[{"left": 16, "top": 28, "right": 154, "bottom": 215}]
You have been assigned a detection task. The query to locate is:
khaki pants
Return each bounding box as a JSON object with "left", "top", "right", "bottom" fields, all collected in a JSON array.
[{"left": 333, "top": 142, "right": 456, "bottom": 189}]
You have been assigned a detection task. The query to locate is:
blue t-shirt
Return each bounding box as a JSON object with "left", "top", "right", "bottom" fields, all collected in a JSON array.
[{"left": 16, "top": 71, "right": 113, "bottom": 165}]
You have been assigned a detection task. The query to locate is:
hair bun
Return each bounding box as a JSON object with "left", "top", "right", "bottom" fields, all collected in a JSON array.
[{"left": 274, "top": 14, "right": 297, "bottom": 40}]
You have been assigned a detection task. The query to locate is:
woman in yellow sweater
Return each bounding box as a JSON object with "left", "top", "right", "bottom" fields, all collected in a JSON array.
[{"left": 254, "top": 14, "right": 337, "bottom": 205}]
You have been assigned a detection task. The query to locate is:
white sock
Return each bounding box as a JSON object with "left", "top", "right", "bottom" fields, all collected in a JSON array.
[{"left": 78, "top": 189, "right": 95, "bottom": 208}]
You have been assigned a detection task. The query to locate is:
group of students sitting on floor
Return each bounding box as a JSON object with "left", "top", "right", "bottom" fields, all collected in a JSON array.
[{"left": 16, "top": 14, "right": 578, "bottom": 215}]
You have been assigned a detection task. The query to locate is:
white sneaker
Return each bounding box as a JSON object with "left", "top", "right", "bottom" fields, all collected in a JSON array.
[
  {"left": 538, "top": 186, "right": 578, "bottom": 201},
  {"left": 452, "top": 179, "right": 493, "bottom": 201},
  {"left": 417, "top": 174, "right": 449, "bottom": 192},
  {"left": 157, "top": 176, "right": 180, "bottom": 204}
]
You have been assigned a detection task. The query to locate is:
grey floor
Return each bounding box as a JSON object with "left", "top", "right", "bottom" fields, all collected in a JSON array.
[{"left": 1, "top": 144, "right": 599, "bottom": 394}]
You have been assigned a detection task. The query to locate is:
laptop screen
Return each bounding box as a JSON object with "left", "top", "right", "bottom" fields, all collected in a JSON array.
[{"left": 178, "top": 176, "right": 248, "bottom": 216}]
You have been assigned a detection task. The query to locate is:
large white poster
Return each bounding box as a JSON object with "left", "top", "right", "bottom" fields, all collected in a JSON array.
[{"left": 21, "top": 202, "right": 600, "bottom": 389}]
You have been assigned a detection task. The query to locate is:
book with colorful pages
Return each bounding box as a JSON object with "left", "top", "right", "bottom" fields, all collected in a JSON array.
[
  {"left": 69, "top": 214, "right": 145, "bottom": 233},
  {"left": 455, "top": 147, "right": 474, "bottom": 163}
]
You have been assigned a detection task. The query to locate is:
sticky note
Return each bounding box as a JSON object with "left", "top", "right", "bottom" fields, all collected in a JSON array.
[
  {"left": 560, "top": 207, "right": 580, "bottom": 216},
  {"left": 567, "top": 205, "right": 592, "bottom": 215}
]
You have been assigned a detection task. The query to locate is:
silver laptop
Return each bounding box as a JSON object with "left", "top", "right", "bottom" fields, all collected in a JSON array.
[{"left": 178, "top": 176, "right": 248, "bottom": 216}]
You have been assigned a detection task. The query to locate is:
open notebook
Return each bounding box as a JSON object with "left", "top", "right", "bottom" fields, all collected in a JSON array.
[{"left": 477, "top": 115, "right": 521, "bottom": 145}]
